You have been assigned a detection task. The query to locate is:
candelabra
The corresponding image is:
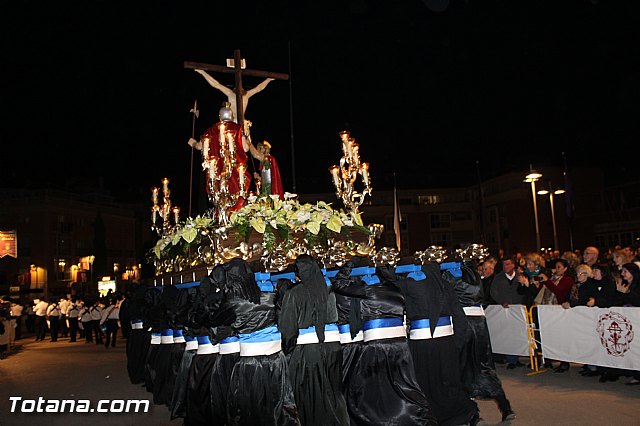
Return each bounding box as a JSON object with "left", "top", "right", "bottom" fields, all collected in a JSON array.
[
  {"left": 329, "top": 130, "right": 372, "bottom": 213},
  {"left": 201, "top": 121, "right": 248, "bottom": 226},
  {"left": 151, "top": 178, "right": 180, "bottom": 236}
]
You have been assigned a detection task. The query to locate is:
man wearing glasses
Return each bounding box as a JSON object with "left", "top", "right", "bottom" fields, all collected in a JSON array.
[{"left": 582, "top": 246, "right": 599, "bottom": 267}]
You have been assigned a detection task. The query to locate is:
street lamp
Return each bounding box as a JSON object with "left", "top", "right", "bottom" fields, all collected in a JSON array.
[
  {"left": 524, "top": 165, "right": 543, "bottom": 250},
  {"left": 537, "top": 183, "right": 565, "bottom": 251}
]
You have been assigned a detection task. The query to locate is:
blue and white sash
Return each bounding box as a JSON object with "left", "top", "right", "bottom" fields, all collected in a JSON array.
[
  {"left": 239, "top": 326, "right": 282, "bottom": 356},
  {"left": 131, "top": 319, "right": 143, "bottom": 330},
  {"left": 220, "top": 336, "right": 241, "bottom": 354},
  {"left": 161, "top": 329, "right": 174, "bottom": 344},
  {"left": 409, "top": 316, "right": 454, "bottom": 340},
  {"left": 363, "top": 317, "right": 406, "bottom": 342},
  {"left": 324, "top": 323, "right": 340, "bottom": 343},
  {"left": 150, "top": 332, "right": 162, "bottom": 345},
  {"left": 173, "top": 329, "right": 186, "bottom": 344},
  {"left": 296, "top": 325, "right": 320, "bottom": 345},
  {"left": 196, "top": 335, "right": 219, "bottom": 355},
  {"left": 338, "top": 324, "right": 364, "bottom": 344},
  {"left": 185, "top": 336, "right": 198, "bottom": 351}
]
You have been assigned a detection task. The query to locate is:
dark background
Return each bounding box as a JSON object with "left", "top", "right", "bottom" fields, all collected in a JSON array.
[{"left": 2, "top": 0, "right": 638, "bottom": 209}]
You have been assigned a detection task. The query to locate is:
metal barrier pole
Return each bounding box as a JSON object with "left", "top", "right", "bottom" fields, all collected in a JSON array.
[
  {"left": 525, "top": 305, "right": 537, "bottom": 372},
  {"left": 526, "top": 305, "right": 548, "bottom": 376}
]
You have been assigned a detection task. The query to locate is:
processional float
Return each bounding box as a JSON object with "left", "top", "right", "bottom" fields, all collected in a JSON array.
[{"left": 148, "top": 52, "right": 489, "bottom": 284}]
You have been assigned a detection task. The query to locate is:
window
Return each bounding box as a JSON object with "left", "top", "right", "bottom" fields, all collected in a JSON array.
[
  {"left": 419, "top": 195, "right": 440, "bottom": 205},
  {"left": 430, "top": 232, "right": 451, "bottom": 248},
  {"left": 430, "top": 214, "right": 451, "bottom": 229}
]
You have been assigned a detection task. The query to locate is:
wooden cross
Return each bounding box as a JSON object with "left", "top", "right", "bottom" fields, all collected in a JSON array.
[{"left": 184, "top": 49, "right": 289, "bottom": 126}]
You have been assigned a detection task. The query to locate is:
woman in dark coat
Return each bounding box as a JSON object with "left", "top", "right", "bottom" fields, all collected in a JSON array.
[{"left": 332, "top": 258, "right": 437, "bottom": 426}]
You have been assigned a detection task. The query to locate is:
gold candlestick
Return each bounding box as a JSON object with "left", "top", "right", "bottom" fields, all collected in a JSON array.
[
  {"left": 328, "top": 131, "right": 372, "bottom": 213},
  {"left": 150, "top": 178, "right": 180, "bottom": 236}
]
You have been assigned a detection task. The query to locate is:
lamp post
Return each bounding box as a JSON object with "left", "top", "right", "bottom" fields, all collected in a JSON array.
[
  {"left": 537, "top": 182, "right": 565, "bottom": 251},
  {"left": 524, "top": 165, "right": 543, "bottom": 251}
]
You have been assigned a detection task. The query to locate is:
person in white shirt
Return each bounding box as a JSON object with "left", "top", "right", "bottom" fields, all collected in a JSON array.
[
  {"left": 46, "top": 299, "right": 62, "bottom": 342},
  {"left": 66, "top": 299, "right": 81, "bottom": 342},
  {"left": 10, "top": 301, "right": 23, "bottom": 341},
  {"left": 34, "top": 299, "right": 49, "bottom": 341},
  {"left": 90, "top": 302, "right": 103, "bottom": 345},
  {"left": 79, "top": 301, "right": 93, "bottom": 343},
  {"left": 100, "top": 298, "right": 120, "bottom": 348},
  {"left": 58, "top": 297, "right": 70, "bottom": 338}
]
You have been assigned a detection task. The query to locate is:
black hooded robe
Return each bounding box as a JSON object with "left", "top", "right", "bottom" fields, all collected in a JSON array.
[
  {"left": 221, "top": 259, "right": 300, "bottom": 426},
  {"left": 278, "top": 255, "right": 349, "bottom": 426},
  {"left": 396, "top": 263, "right": 478, "bottom": 426},
  {"left": 332, "top": 261, "right": 437, "bottom": 426}
]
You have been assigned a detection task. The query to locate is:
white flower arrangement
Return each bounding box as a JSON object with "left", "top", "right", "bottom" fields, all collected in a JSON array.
[{"left": 150, "top": 194, "right": 370, "bottom": 261}]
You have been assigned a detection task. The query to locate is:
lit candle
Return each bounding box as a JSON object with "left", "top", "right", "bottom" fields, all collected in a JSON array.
[
  {"left": 343, "top": 139, "right": 353, "bottom": 160},
  {"left": 151, "top": 187, "right": 159, "bottom": 205},
  {"left": 173, "top": 206, "right": 180, "bottom": 224},
  {"left": 227, "top": 133, "right": 235, "bottom": 157},
  {"left": 162, "top": 178, "right": 169, "bottom": 195},
  {"left": 151, "top": 206, "right": 157, "bottom": 224},
  {"left": 219, "top": 123, "right": 225, "bottom": 145},
  {"left": 203, "top": 137, "right": 210, "bottom": 159},
  {"left": 352, "top": 143, "right": 360, "bottom": 166},
  {"left": 209, "top": 158, "right": 218, "bottom": 178},
  {"left": 329, "top": 165, "right": 341, "bottom": 189},
  {"left": 238, "top": 164, "right": 246, "bottom": 192},
  {"left": 347, "top": 137, "right": 356, "bottom": 159},
  {"left": 360, "top": 163, "right": 370, "bottom": 188}
]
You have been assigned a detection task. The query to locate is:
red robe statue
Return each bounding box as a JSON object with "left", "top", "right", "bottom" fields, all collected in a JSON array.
[{"left": 259, "top": 154, "right": 284, "bottom": 199}]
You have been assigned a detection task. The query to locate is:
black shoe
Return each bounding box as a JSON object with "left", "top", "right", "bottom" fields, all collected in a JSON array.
[
  {"left": 501, "top": 409, "right": 516, "bottom": 422},
  {"left": 581, "top": 370, "right": 600, "bottom": 377},
  {"left": 553, "top": 364, "right": 569, "bottom": 373},
  {"left": 506, "top": 363, "right": 517, "bottom": 370},
  {"left": 625, "top": 378, "right": 640, "bottom": 386},
  {"left": 599, "top": 372, "right": 618, "bottom": 383}
]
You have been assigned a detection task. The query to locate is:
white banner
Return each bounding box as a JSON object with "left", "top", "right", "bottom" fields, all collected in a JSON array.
[
  {"left": 538, "top": 305, "right": 640, "bottom": 370},
  {"left": 485, "top": 304, "right": 530, "bottom": 357}
]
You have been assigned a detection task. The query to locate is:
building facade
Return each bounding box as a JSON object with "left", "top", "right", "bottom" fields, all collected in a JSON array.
[{"left": 0, "top": 187, "right": 152, "bottom": 298}]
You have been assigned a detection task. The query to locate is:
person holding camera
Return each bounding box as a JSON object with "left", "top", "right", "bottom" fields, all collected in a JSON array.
[{"left": 490, "top": 256, "right": 527, "bottom": 369}]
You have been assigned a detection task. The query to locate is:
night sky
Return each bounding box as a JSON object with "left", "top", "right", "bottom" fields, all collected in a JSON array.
[{"left": 2, "top": 1, "right": 638, "bottom": 209}]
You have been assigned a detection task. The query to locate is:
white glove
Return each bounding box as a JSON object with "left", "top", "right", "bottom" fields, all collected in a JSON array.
[{"left": 188, "top": 138, "right": 202, "bottom": 150}]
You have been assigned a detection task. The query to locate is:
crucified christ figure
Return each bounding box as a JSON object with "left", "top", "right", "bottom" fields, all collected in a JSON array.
[{"left": 195, "top": 69, "right": 275, "bottom": 123}]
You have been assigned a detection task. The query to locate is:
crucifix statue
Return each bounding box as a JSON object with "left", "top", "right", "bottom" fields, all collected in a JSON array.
[{"left": 184, "top": 49, "right": 289, "bottom": 127}]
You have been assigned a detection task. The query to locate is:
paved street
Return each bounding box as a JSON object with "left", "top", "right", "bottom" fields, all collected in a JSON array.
[{"left": 1, "top": 336, "right": 639, "bottom": 426}]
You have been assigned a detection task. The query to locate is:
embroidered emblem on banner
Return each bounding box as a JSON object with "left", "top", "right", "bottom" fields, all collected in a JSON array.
[{"left": 596, "top": 312, "right": 634, "bottom": 357}]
